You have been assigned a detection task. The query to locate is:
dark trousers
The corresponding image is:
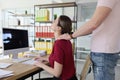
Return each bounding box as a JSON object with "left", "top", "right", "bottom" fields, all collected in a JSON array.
[{"left": 35, "top": 75, "right": 78, "bottom": 80}]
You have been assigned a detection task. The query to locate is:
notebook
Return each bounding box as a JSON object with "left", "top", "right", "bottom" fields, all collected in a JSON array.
[
  {"left": 0, "top": 69, "right": 14, "bottom": 78},
  {"left": 0, "top": 63, "right": 13, "bottom": 69}
]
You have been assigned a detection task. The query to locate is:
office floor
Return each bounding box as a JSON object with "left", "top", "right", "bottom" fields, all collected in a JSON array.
[{"left": 26, "top": 60, "right": 120, "bottom": 80}]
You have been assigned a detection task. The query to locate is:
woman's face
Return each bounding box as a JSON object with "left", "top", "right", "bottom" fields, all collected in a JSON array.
[{"left": 51, "top": 18, "right": 61, "bottom": 32}]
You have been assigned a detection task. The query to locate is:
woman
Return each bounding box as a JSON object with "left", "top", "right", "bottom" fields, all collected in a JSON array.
[{"left": 34, "top": 15, "right": 78, "bottom": 80}]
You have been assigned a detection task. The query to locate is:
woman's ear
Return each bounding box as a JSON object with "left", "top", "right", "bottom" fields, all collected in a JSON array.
[{"left": 57, "top": 26, "right": 62, "bottom": 31}]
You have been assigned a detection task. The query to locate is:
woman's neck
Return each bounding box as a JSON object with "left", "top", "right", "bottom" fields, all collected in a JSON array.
[{"left": 54, "top": 32, "right": 61, "bottom": 40}]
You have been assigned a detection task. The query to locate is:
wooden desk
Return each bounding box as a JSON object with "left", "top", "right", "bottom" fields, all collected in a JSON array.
[{"left": 0, "top": 59, "right": 46, "bottom": 80}]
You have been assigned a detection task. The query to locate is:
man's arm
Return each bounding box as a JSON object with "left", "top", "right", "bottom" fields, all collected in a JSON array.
[{"left": 72, "top": 6, "right": 112, "bottom": 38}]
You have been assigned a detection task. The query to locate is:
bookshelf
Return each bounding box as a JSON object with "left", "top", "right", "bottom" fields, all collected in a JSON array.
[{"left": 34, "top": 2, "right": 78, "bottom": 54}]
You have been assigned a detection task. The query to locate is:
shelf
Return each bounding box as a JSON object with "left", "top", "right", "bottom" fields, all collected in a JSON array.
[
  {"left": 34, "top": 2, "right": 77, "bottom": 54},
  {"left": 77, "top": 50, "right": 90, "bottom": 53},
  {"left": 35, "top": 21, "right": 77, "bottom": 23},
  {"left": 75, "top": 59, "right": 86, "bottom": 62},
  {"left": 29, "top": 36, "right": 35, "bottom": 37},
  {"left": 11, "top": 14, "right": 34, "bottom": 17},
  {"left": 35, "top": 37, "right": 54, "bottom": 39},
  {"left": 9, "top": 25, "right": 33, "bottom": 27},
  {"left": 35, "top": 21, "right": 53, "bottom": 23},
  {"left": 35, "top": 2, "right": 77, "bottom": 8}
]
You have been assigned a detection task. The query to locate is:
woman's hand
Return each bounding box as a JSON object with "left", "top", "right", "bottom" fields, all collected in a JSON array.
[
  {"left": 34, "top": 56, "right": 43, "bottom": 61},
  {"left": 34, "top": 56, "right": 48, "bottom": 62},
  {"left": 34, "top": 61, "right": 44, "bottom": 68}
]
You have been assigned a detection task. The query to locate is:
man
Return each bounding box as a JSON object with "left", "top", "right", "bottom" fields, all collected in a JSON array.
[{"left": 59, "top": 0, "right": 120, "bottom": 80}]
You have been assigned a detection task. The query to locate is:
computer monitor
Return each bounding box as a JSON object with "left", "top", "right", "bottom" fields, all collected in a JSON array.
[{"left": 2, "top": 28, "right": 29, "bottom": 58}]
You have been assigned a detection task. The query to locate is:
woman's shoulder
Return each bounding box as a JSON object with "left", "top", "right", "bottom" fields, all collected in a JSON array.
[
  {"left": 55, "top": 39, "right": 70, "bottom": 43},
  {"left": 55, "top": 39, "right": 71, "bottom": 46}
]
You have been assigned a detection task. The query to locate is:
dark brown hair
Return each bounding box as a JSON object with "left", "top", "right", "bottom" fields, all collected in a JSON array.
[{"left": 57, "top": 15, "right": 72, "bottom": 34}]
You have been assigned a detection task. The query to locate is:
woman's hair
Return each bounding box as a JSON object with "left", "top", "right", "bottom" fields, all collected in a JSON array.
[{"left": 57, "top": 15, "right": 72, "bottom": 34}]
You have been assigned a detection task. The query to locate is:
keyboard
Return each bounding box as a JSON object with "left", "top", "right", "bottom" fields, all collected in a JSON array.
[
  {"left": 12, "top": 58, "right": 31, "bottom": 63},
  {"left": 22, "top": 59, "right": 37, "bottom": 65}
]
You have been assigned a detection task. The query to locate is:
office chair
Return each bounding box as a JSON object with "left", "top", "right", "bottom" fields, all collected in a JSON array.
[{"left": 80, "top": 55, "right": 92, "bottom": 80}]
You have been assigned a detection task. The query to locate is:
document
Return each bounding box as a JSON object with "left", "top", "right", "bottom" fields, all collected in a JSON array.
[
  {"left": 0, "top": 63, "right": 13, "bottom": 69},
  {"left": 0, "top": 69, "right": 14, "bottom": 78}
]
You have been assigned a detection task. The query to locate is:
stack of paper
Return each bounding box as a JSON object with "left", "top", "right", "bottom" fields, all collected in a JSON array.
[
  {"left": 0, "top": 69, "right": 14, "bottom": 78},
  {"left": 0, "top": 63, "right": 13, "bottom": 69}
]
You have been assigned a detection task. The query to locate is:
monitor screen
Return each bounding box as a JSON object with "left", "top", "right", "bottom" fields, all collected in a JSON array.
[{"left": 2, "top": 28, "right": 29, "bottom": 55}]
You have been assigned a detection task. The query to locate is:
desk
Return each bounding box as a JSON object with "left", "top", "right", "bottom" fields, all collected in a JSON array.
[{"left": 0, "top": 59, "right": 48, "bottom": 80}]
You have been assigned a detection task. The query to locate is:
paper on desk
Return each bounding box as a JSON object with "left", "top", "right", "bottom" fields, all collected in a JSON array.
[
  {"left": 0, "top": 69, "right": 14, "bottom": 78},
  {"left": 0, "top": 63, "right": 13, "bottom": 69}
]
